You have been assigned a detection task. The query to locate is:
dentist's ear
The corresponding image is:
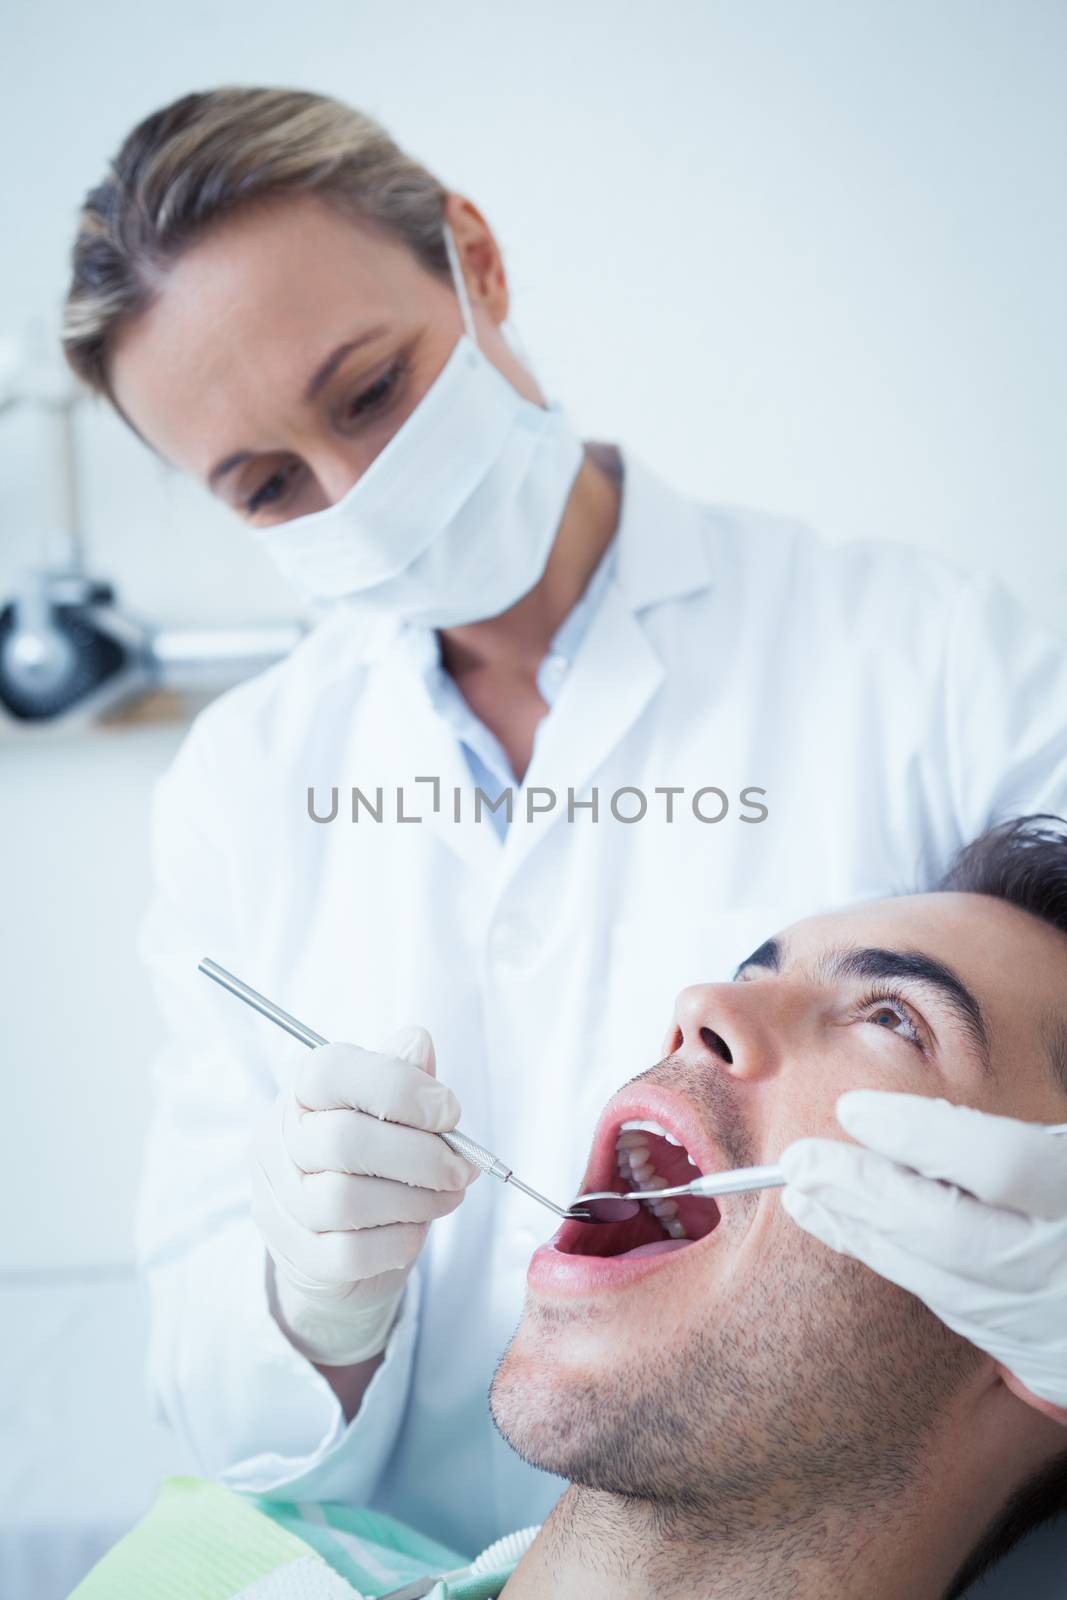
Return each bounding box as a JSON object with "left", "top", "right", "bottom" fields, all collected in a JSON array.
[{"left": 443, "top": 193, "right": 509, "bottom": 320}]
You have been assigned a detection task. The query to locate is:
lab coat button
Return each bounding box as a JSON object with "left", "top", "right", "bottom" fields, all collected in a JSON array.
[{"left": 540, "top": 652, "right": 567, "bottom": 689}]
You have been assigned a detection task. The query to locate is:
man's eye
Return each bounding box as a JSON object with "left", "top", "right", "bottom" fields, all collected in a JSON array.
[{"left": 856, "top": 991, "right": 926, "bottom": 1052}]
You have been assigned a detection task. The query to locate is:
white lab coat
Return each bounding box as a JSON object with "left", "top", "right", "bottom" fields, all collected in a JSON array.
[{"left": 136, "top": 449, "right": 1067, "bottom": 1556}]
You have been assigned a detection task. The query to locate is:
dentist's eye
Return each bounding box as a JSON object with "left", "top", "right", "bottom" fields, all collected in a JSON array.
[
  {"left": 855, "top": 989, "right": 927, "bottom": 1053},
  {"left": 346, "top": 356, "right": 407, "bottom": 421},
  {"left": 246, "top": 459, "right": 303, "bottom": 516}
]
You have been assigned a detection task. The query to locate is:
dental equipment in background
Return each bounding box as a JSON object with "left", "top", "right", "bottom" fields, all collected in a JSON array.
[
  {"left": 0, "top": 568, "right": 305, "bottom": 725},
  {"left": 0, "top": 341, "right": 305, "bottom": 728},
  {"left": 197, "top": 959, "right": 595, "bottom": 1223}
]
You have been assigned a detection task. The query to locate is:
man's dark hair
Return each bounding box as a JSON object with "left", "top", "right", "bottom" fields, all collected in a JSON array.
[
  {"left": 939, "top": 812, "right": 1067, "bottom": 1092},
  {"left": 935, "top": 814, "right": 1067, "bottom": 1597}
]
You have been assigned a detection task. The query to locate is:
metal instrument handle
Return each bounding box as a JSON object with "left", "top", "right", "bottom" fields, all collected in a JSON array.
[
  {"left": 199, "top": 958, "right": 327, "bottom": 1049},
  {"left": 197, "top": 959, "right": 576, "bottom": 1217},
  {"left": 689, "top": 1162, "right": 785, "bottom": 1198},
  {"left": 439, "top": 1129, "right": 512, "bottom": 1182}
]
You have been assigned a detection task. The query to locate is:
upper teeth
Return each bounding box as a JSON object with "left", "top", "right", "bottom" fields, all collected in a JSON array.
[
  {"left": 615, "top": 1119, "right": 692, "bottom": 1242},
  {"left": 618, "top": 1118, "right": 682, "bottom": 1146}
]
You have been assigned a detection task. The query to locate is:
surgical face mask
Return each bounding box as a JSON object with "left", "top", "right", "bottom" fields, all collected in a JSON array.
[{"left": 255, "top": 224, "right": 584, "bottom": 625}]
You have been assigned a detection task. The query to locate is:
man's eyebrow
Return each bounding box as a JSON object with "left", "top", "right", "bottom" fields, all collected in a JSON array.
[
  {"left": 830, "top": 946, "right": 992, "bottom": 1075},
  {"left": 207, "top": 327, "right": 389, "bottom": 490},
  {"left": 1046, "top": 1014, "right": 1067, "bottom": 1097},
  {"left": 733, "top": 937, "right": 782, "bottom": 980}
]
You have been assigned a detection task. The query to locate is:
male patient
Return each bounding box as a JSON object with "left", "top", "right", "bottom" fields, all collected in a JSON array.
[
  {"left": 74, "top": 816, "right": 1067, "bottom": 1599},
  {"left": 490, "top": 814, "right": 1067, "bottom": 1599}
]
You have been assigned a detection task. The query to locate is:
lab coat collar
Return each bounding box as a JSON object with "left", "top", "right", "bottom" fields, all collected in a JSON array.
[
  {"left": 316, "top": 444, "right": 712, "bottom": 660},
  {"left": 351, "top": 641, "right": 504, "bottom": 877},
  {"left": 609, "top": 444, "right": 713, "bottom": 613},
  {"left": 495, "top": 447, "right": 714, "bottom": 882},
  {"left": 496, "top": 571, "right": 665, "bottom": 882},
  {"left": 332, "top": 447, "right": 714, "bottom": 881}
]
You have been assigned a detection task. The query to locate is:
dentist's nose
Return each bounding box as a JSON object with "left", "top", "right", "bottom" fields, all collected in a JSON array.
[
  {"left": 316, "top": 458, "right": 361, "bottom": 508},
  {"left": 665, "top": 983, "right": 776, "bottom": 1081},
  {"left": 298, "top": 443, "right": 369, "bottom": 511}
]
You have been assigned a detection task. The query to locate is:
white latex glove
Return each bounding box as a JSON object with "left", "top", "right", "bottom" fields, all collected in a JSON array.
[
  {"left": 250, "top": 1026, "right": 478, "bottom": 1366},
  {"left": 779, "top": 1090, "right": 1067, "bottom": 1423}
]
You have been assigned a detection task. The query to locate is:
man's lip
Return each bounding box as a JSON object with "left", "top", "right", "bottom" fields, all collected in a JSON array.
[
  {"left": 523, "top": 1081, "right": 738, "bottom": 1300},
  {"left": 575, "top": 1081, "right": 735, "bottom": 1202},
  {"left": 528, "top": 1226, "right": 705, "bottom": 1297}
]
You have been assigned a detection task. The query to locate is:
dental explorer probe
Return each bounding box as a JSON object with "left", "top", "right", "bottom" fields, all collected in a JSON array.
[
  {"left": 197, "top": 958, "right": 594, "bottom": 1222},
  {"left": 573, "top": 1166, "right": 785, "bottom": 1223}
]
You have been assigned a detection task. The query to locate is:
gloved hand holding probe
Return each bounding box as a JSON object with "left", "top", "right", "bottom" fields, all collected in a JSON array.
[
  {"left": 779, "top": 1090, "right": 1067, "bottom": 1422},
  {"left": 251, "top": 1028, "right": 478, "bottom": 1367}
]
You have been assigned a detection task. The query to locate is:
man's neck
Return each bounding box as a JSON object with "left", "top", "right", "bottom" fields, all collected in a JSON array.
[{"left": 502, "top": 1479, "right": 963, "bottom": 1600}]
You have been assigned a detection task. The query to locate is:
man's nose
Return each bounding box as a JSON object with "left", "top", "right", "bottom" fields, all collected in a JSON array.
[{"left": 663, "top": 983, "right": 776, "bottom": 1081}]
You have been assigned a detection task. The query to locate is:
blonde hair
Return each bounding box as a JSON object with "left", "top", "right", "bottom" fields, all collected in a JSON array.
[{"left": 61, "top": 87, "right": 450, "bottom": 401}]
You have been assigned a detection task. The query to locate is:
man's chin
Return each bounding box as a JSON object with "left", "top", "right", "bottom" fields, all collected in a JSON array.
[
  {"left": 489, "top": 1321, "right": 609, "bottom": 1480},
  {"left": 490, "top": 1306, "right": 692, "bottom": 1494}
]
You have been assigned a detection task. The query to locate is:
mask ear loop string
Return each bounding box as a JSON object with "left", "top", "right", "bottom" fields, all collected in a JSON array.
[
  {"left": 442, "top": 219, "right": 479, "bottom": 346},
  {"left": 443, "top": 214, "right": 538, "bottom": 383}
]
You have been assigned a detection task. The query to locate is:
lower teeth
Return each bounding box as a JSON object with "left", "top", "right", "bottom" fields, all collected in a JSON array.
[{"left": 615, "top": 1140, "right": 689, "bottom": 1241}]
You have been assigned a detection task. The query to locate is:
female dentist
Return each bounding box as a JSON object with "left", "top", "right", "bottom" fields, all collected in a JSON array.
[{"left": 62, "top": 87, "right": 1067, "bottom": 1551}]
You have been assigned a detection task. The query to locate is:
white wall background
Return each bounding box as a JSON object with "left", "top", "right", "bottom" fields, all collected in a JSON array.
[{"left": 1, "top": 4, "right": 1065, "bottom": 1596}]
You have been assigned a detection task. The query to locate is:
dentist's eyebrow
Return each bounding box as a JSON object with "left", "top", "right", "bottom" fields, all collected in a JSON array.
[
  {"left": 733, "top": 937, "right": 783, "bottom": 980},
  {"left": 303, "top": 326, "right": 388, "bottom": 403},
  {"left": 830, "top": 946, "right": 993, "bottom": 1075},
  {"left": 207, "top": 325, "right": 390, "bottom": 489},
  {"left": 209, "top": 448, "right": 254, "bottom": 490}
]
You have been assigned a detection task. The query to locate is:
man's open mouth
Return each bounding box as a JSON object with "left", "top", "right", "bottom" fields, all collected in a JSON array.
[{"left": 528, "top": 1084, "right": 729, "bottom": 1295}]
